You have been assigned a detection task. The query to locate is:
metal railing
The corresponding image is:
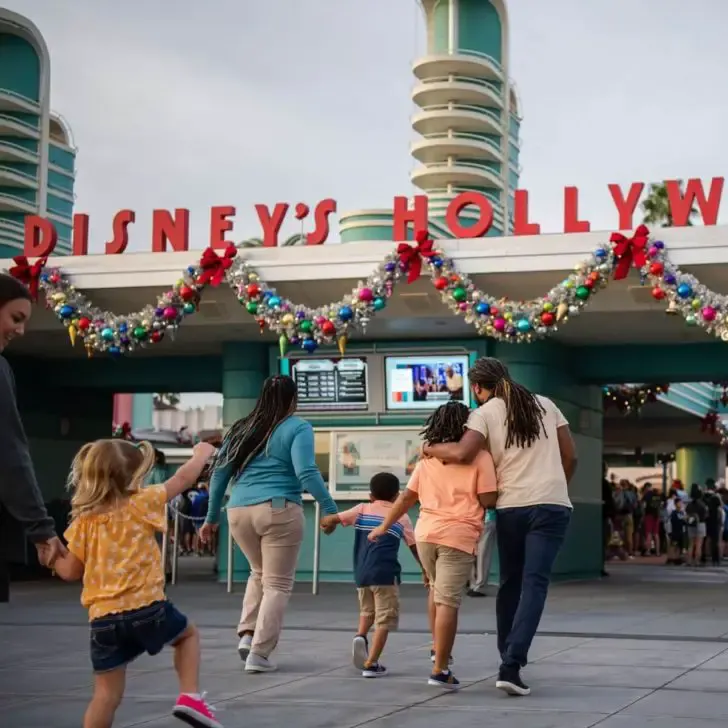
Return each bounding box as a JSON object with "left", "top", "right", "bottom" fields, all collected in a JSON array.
[
  {"left": 419, "top": 132, "right": 502, "bottom": 153},
  {"left": 416, "top": 75, "right": 503, "bottom": 96},
  {"left": 0, "top": 87, "right": 40, "bottom": 106},
  {"left": 0, "top": 164, "right": 38, "bottom": 183},
  {"left": 0, "top": 139, "right": 39, "bottom": 159},
  {"left": 415, "top": 103, "right": 502, "bottom": 125},
  {"left": 0, "top": 113, "right": 40, "bottom": 134}
]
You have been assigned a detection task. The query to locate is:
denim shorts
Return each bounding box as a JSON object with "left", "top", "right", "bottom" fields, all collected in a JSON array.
[{"left": 90, "top": 600, "right": 188, "bottom": 673}]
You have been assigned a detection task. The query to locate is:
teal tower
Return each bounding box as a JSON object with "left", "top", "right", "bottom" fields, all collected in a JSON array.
[
  {"left": 340, "top": 0, "right": 520, "bottom": 241},
  {"left": 0, "top": 9, "right": 76, "bottom": 257}
]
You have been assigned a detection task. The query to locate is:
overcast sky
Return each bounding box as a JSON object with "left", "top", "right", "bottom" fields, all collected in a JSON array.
[{"left": 7, "top": 0, "right": 728, "bottom": 253}]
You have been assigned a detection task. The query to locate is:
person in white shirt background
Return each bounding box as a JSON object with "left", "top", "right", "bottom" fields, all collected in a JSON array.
[{"left": 423, "top": 357, "right": 577, "bottom": 697}]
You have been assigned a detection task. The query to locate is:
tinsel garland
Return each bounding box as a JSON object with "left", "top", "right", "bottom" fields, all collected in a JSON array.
[
  {"left": 603, "top": 383, "right": 670, "bottom": 415},
  {"left": 5, "top": 225, "right": 728, "bottom": 356}
]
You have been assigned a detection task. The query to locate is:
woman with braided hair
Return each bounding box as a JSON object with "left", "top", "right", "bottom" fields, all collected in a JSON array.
[
  {"left": 423, "top": 357, "right": 577, "bottom": 697},
  {"left": 200, "top": 375, "right": 338, "bottom": 673}
]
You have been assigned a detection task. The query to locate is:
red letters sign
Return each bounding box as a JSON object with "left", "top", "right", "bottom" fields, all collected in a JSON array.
[{"left": 22, "top": 178, "right": 724, "bottom": 256}]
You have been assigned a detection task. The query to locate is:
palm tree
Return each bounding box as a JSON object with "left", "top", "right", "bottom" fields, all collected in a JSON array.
[
  {"left": 641, "top": 181, "right": 698, "bottom": 227},
  {"left": 239, "top": 234, "right": 305, "bottom": 248},
  {"left": 154, "top": 392, "right": 180, "bottom": 408}
]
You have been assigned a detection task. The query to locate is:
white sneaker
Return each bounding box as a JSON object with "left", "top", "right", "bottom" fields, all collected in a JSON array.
[
  {"left": 245, "top": 652, "right": 277, "bottom": 673},
  {"left": 238, "top": 634, "right": 253, "bottom": 661},
  {"left": 352, "top": 635, "right": 368, "bottom": 671}
]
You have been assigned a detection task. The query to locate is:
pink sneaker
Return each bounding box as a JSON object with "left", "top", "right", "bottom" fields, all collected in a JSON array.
[{"left": 173, "top": 692, "right": 222, "bottom": 728}]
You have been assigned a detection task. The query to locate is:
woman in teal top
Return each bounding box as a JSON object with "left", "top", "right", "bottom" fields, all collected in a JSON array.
[{"left": 200, "top": 375, "right": 337, "bottom": 673}]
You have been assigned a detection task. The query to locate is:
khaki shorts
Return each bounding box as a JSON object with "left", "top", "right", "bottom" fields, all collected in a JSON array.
[
  {"left": 357, "top": 585, "right": 400, "bottom": 630},
  {"left": 417, "top": 542, "right": 474, "bottom": 608}
]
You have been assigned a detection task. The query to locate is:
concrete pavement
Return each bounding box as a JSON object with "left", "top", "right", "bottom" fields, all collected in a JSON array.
[{"left": 3, "top": 562, "right": 728, "bottom": 726}]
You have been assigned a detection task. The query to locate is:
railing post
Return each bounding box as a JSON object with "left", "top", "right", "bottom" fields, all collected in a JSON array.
[
  {"left": 161, "top": 504, "right": 170, "bottom": 583},
  {"left": 226, "top": 512, "right": 234, "bottom": 594},
  {"left": 312, "top": 501, "right": 321, "bottom": 595},
  {"left": 171, "top": 510, "right": 180, "bottom": 585}
]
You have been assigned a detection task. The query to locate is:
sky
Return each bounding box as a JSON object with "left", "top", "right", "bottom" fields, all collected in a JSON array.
[
  {"left": 6, "top": 0, "right": 728, "bottom": 408},
  {"left": 7, "top": 0, "right": 728, "bottom": 253}
]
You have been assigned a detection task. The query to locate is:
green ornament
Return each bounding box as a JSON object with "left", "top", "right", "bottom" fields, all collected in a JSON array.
[
  {"left": 575, "top": 286, "right": 590, "bottom": 300},
  {"left": 543, "top": 301, "right": 554, "bottom": 312},
  {"left": 299, "top": 319, "right": 313, "bottom": 333},
  {"left": 691, "top": 298, "right": 701, "bottom": 310},
  {"left": 279, "top": 334, "right": 288, "bottom": 357},
  {"left": 452, "top": 287, "right": 467, "bottom": 302},
  {"left": 183, "top": 302, "right": 196, "bottom": 314},
  {"left": 373, "top": 297, "right": 386, "bottom": 311},
  {"left": 685, "top": 314, "right": 698, "bottom": 327},
  {"left": 246, "top": 301, "right": 258, "bottom": 314},
  {"left": 133, "top": 326, "right": 147, "bottom": 340}
]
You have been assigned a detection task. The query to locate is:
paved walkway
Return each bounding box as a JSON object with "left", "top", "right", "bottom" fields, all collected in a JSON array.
[{"left": 3, "top": 563, "right": 728, "bottom": 726}]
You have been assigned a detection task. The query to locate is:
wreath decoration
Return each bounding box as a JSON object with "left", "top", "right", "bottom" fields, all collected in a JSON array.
[{"left": 5, "top": 225, "right": 728, "bottom": 356}]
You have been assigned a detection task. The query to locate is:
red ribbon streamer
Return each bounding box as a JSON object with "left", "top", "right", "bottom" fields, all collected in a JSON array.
[
  {"left": 196, "top": 244, "right": 237, "bottom": 286},
  {"left": 396, "top": 230, "right": 437, "bottom": 284},
  {"left": 9, "top": 255, "right": 47, "bottom": 301},
  {"left": 610, "top": 224, "right": 650, "bottom": 280}
]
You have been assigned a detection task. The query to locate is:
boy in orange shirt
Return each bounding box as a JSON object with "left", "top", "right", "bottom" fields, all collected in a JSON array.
[{"left": 369, "top": 402, "right": 497, "bottom": 689}]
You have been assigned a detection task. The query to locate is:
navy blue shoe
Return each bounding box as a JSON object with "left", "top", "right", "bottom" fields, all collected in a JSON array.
[{"left": 428, "top": 670, "right": 460, "bottom": 690}]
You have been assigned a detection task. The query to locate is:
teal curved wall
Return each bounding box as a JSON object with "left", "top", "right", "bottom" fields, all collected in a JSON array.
[
  {"left": 431, "top": 0, "right": 450, "bottom": 52},
  {"left": 0, "top": 33, "right": 40, "bottom": 100},
  {"left": 675, "top": 445, "right": 722, "bottom": 488},
  {"left": 458, "top": 0, "right": 503, "bottom": 62}
]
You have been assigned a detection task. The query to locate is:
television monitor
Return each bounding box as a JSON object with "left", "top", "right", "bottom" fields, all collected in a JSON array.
[
  {"left": 290, "top": 356, "right": 369, "bottom": 411},
  {"left": 385, "top": 355, "right": 469, "bottom": 411}
]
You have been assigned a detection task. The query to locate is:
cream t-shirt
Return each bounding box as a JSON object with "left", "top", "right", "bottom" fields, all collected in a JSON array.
[{"left": 466, "top": 395, "right": 572, "bottom": 510}]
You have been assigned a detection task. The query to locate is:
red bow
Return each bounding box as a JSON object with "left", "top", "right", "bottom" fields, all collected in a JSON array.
[
  {"left": 610, "top": 224, "right": 650, "bottom": 280},
  {"left": 702, "top": 411, "right": 718, "bottom": 434},
  {"left": 9, "top": 255, "right": 47, "bottom": 301},
  {"left": 396, "top": 230, "right": 437, "bottom": 284},
  {"left": 196, "top": 244, "right": 237, "bottom": 286},
  {"left": 114, "top": 422, "right": 132, "bottom": 440}
]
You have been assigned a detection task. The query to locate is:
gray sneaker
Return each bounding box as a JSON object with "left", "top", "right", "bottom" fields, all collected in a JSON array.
[
  {"left": 245, "top": 652, "right": 277, "bottom": 673},
  {"left": 238, "top": 634, "right": 253, "bottom": 661}
]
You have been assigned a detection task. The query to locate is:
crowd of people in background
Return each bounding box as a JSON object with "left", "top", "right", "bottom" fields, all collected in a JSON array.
[{"left": 602, "top": 466, "right": 728, "bottom": 571}]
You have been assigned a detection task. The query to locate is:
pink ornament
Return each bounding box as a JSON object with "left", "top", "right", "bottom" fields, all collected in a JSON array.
[
  {"left": 702, "top": 306, "right": 716, "bottom": 322},
  {"left": 358, "top": 287, "right": 374, "bottom": 302},
  {"left": 648, "top": 245, "right": 659, "bottom": 258},
  {"left": 459, "top": 302, "right": 468, "bottom": 311},
  {"left": 163, "top": 306, "right": 178, "bottom": 320},
  {"left": 493, "top": 317, "right": 506, "bottom": 332}
]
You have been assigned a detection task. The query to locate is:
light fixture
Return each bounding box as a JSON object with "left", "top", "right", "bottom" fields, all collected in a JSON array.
[{"left": 666, "top": 300, "right": 679, "bottom": 315}]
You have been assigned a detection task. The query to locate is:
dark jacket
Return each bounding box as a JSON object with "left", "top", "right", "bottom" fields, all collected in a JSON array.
[{"left": 0, "top": 356, "right": 56, "bottom": 595}]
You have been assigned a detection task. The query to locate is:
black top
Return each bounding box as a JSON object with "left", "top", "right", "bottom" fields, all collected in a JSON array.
[{"left": 0, "top": 355, "right": 56, "bottom": 561}]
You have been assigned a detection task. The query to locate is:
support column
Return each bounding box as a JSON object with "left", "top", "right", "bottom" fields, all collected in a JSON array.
[
  {"left": 218, "top": 341, "right": 271, "bottom": 583},
  {"left": 491, "top": 342, "right": 604, "bottom": 580},
  {"left": 675, "top": 444, "right": 723, "bottom": 487},
  {"left": 221, "top": 342, "right": 270, "bottom": 427}
]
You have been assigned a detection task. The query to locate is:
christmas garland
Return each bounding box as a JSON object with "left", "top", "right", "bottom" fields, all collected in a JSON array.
[
  {"left": 5, "top": 225, "right": 728, "bottom": 356},
  {"left": 603, "top": 383, "right": 670, "bottom": 415}
]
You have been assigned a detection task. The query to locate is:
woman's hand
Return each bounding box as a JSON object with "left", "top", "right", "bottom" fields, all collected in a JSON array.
[
  {"left": 199, "top": 522, "right": 217, "bottom": 544},
  {"left": 193, "top": 442, "right": 216, "bottom": 462},
  {"left": 420, "top": 443, "right": 431, "bottom": 459},
  {"left": 319, "top": 515, "right": 338, "bottom": 534},
  {"left": 367, "top": 525, "right": 387, "bottom": 542},
  {"left": 422, "top": 570, "right": 430, "bottom": 589}
]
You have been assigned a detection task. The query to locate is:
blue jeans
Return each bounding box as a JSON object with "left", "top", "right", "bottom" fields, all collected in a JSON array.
[
  {"left": 89, "top": 600, "right": 188, "bottom": 673},
  {"left": 496, "top": 505, "right": 571, "bottom": 670}
]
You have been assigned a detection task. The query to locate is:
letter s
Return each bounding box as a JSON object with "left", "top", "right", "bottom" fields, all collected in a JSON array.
[{"left": 306, "top": 199, "right": 337, "bottom": 245}]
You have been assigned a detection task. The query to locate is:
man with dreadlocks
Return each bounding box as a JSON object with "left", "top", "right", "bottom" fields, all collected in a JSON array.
[{"left": 423, "top": 357, "right": 577, "bottom": 697}]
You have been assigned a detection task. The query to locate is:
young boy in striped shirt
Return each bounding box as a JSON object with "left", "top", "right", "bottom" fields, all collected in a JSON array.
[{"left": 321, "top": 472, "right": 420, "bottom": 677}]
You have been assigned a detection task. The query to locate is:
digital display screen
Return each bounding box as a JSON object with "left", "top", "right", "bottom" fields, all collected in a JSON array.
[
  {"left": 291, "top": 357, "right": 369, "bottom": 411},
  {"left": 385, "top": 355, "right": 469, "bottom": 411}
]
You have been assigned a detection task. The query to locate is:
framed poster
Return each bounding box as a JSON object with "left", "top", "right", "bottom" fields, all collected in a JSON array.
[{"left": 329, "top": 427, "right": 422, "bottom": 497}]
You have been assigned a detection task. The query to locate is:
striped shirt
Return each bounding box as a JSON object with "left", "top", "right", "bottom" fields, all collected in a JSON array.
[{"left": 338, "top": 500, "right": 415, "bottom": 587}]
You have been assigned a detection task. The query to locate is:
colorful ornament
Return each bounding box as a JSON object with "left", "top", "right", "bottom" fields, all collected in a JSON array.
[{"left": 337, "top": 335, "right": 347, "bottom": 356}]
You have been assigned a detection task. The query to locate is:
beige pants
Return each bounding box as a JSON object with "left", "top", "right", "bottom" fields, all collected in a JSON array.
[
  {"left": 417, "top": 542, "right": 474, "bottom": 608},
  {"left": 227, "top": 502, "right": 305, "bottom": 658}
]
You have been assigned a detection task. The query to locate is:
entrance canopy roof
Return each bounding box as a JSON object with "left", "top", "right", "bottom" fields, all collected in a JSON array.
[{"left": 4, "top": 225, "right": 728, "bottom": 358}]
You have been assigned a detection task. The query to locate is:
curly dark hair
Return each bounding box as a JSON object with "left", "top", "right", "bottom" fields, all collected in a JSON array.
[{"left": 420, "top": 401, "right": 470, "bottom": 445}]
